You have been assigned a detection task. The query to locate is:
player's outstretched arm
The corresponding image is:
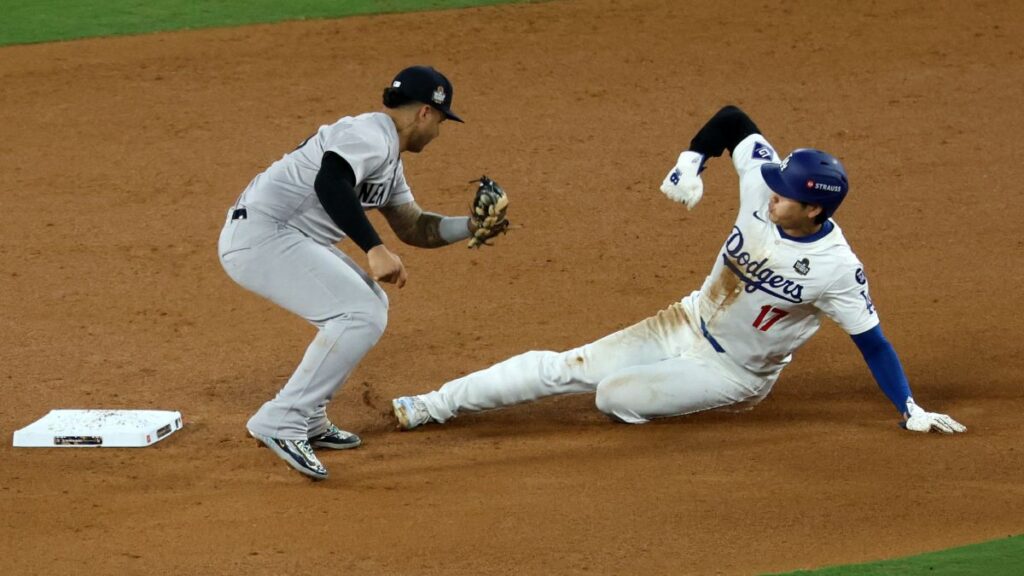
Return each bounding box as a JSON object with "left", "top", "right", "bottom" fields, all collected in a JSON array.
[
  {"left": 381, "top": 176, "right": 509, "bottom": 249},
  {"left": 380, "top": 200, "right": 498, "bottom": 249},
  {"left": 851, "top": 325, "right": 966, "bottom": 434},
  {"left": 380, "top": 201, "right": 454, "bottom": 248},
  {"left": 660, "top": 105, "right": 762, "bottom": 210}
]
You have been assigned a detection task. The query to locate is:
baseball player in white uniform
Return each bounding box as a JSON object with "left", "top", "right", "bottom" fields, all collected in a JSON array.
[
  {"left": 392, "top": 105, "right": 965, "bottom": 435},
  {"left": 219, "top": 66, "right": 503, "bottom": 480}
]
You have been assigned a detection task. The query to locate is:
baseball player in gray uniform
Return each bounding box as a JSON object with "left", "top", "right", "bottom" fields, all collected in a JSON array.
[
  {"left": 219, "top": 66, "right": 507, "bottom": 480},
  {"left": 392, "top": 105, "right": 965, "bottom": 436}
]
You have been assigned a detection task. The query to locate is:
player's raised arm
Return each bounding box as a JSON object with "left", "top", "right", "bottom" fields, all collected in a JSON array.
[
  {"left": 660, "top": 105, "right": 762, "bottom": 210},
  {"left": 850, "top": 325, "right": 966, "bottom": 434},
  {"left": 816, "top": 258, "right": 965, "bottom": 434}
]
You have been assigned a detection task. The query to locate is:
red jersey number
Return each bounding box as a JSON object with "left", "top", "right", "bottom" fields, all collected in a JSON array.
[{"left": 753, "top": 305, "right": 789, "bottom": 331}]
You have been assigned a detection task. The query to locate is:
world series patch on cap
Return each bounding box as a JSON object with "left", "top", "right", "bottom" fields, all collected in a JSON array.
[{"left": 390, "top": 65, "right": 463, "bottom": 122}]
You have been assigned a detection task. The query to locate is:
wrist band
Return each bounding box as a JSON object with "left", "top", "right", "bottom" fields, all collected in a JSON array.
[{"left": 439, "top": 216, "right": 472, "bottom": 244}]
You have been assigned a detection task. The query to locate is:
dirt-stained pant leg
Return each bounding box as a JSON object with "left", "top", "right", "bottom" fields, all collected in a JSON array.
[
  {"left": 422, "top": 302, "right": 734, "bottom": 423},
  {"left": 219, "top": 215, "right": 388, "bottom": 440},
  {"left": 594, "top": 348, "right": 770, "bottom": 423}
]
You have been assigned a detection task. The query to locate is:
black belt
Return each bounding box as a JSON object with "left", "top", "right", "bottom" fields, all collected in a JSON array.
[
  {"left": 231, "top": 208, "right": 247, "bottom": 221},
  {"left": 700, "top": 317, "right": 725, "bottom": 353}
]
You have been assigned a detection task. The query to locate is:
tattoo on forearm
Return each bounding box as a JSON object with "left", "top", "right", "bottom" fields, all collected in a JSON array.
[
  {"left": 413, "top": 212, "right": 447, "bottom": 247},
  {"left": 383, "top": 203, "right": 453, "bottom": 248},
  {"left": 394, "top": 211, "right": 445, "bottom": 248}
]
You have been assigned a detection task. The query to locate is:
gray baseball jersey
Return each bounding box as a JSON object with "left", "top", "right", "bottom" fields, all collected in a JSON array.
[
  {"left": 219, "top": 112, "right": 407, "bottom": 443},
  {"left": 238, "top": 112, "right": 414, "bottom": 245}
]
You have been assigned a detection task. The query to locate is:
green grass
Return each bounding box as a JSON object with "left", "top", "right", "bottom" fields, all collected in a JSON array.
[
  {"left": 767, "top": 535, "right": 1024, "bottom": 575},
  {"left": 0, "top": 0, "right": 528, "bottom": 46}
]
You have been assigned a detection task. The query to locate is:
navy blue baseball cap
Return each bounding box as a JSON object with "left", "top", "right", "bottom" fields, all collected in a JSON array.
[
  {"left": 390, "top": 65, "right": 463, "bottom": 123},
  {"left": 761, "top": 148, "right": 849, "bottom": 217}
]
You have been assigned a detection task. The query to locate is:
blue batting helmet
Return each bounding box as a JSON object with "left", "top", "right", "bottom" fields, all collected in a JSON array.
[{"left": 760, "top": 149, "right": 849, "bottom": 218}]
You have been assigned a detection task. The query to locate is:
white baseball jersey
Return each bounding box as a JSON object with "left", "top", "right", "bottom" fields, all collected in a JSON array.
[
  {"left": 682, "top": 134, "right": 879, "bottom": 376},
  {"left": 236, "top": 112, "right": 414, "bottom": 245}
]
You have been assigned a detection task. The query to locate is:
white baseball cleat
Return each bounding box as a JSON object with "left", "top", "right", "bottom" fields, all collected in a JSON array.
[{"left": 392, "top": 396, "right": 432, "bottom": 430}]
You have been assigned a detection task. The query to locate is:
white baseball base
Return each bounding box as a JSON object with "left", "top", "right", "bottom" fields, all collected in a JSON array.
[{"left": 12, "top": 409, "right": 183, "bottom": 448}]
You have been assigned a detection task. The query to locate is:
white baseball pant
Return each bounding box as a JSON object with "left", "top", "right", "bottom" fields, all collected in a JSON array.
[{"left": 419, "top": 301, "right": 775, "bottom": 424}]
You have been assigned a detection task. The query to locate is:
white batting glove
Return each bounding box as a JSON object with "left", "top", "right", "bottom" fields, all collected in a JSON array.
[
  {"left": 660, "top": 151, "right": 705, "bottom": 210},
  {"left": 903, "top": 397, "right": 966, "bottom": 434}
]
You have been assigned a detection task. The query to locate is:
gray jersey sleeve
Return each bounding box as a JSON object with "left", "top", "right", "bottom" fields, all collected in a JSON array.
[
  {"left": 323, "top": 125, "right": 389, "bottom": 186},
  {"left": 387, "top": 160, "right": 414, "bottom": 206}
]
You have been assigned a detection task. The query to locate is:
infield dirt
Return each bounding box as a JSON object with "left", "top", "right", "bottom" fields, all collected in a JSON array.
[{"left": 2, "top": 1, "right": 1022, "bottom": 574}]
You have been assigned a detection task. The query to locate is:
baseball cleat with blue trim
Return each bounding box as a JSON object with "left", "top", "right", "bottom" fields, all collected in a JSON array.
[
  {"left": 249, "top": 430, "right": 328, "bottom": 480},
  {"left": 309, "top": 424, "right": 362, "bottom": 450}
]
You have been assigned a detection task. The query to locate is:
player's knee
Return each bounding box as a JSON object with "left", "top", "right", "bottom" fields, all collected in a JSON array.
[
  {"left": 322, "top": 302, "right": 387, "bottom": 340},
  {"left": 595, "top": 379, "right": 649, "bottom": 424},
  {"left": 366, "top": 300, "right": 388, "bottom": 333},
  {"left": 534, "top": 350, "right": 573, "bottom": 387}
]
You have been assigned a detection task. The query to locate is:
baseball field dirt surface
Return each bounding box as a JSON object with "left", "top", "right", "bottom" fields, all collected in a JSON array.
[{"left": 1, "top": 1, "right": 1022, "bottom": 574}]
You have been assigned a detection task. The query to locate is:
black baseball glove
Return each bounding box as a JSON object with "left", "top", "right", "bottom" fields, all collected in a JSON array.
[{"left": 468, "top": 176, "right": 509, "bottom": 248}]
